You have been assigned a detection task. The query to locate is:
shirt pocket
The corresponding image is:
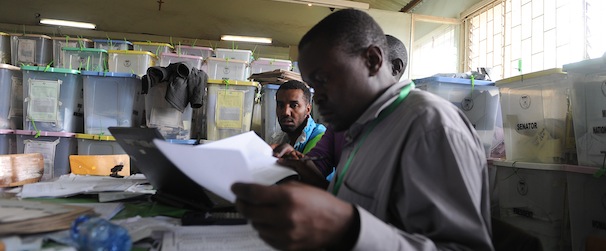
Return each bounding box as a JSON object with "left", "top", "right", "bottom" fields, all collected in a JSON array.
[{"left": 338, "top": 180, "right": 376, "bottom": 210}]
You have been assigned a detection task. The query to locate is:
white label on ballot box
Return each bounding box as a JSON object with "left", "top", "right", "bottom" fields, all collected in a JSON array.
[
  {"left": 9, "top": 76, "right": 23, "bottom": 117},
  {"left": 24, "top": 139, "right": 59, "bottom": 181},
  {"left": 18, "top": 39, "right": 36, "bottom": 63},
  {"left": 216, "top": 90, "right": 244, "bottom": 129},
  {"left": 587, "top": 119, "right": 606, "bottom": 156},
  {"left": 27, "top": 79, "right": 60, "bottom": 123},
  {"left": 150, "top": 107, "right": 183, "bottom": 128}
]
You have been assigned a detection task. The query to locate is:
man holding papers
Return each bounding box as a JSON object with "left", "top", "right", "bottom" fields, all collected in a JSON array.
[{"left": 231, "top": 9, "right": 493, "bottom": 251}]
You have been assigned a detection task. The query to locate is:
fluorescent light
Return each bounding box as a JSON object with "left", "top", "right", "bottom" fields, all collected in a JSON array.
[
  {"left": 221, "top": 35, "right": 272, "bottom": 44},
  {"left": 271, "top": 0, "right": 370, "bottom": 10},
  {"left": 39, "top": 18, "right": 96, "bottom": 29}
]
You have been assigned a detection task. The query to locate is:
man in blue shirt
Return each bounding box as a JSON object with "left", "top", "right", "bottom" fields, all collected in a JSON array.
[{"left": 269, "top": 80, "right": 326, "bottom": 154}]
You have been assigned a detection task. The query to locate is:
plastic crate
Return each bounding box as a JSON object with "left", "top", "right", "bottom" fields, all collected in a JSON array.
[
  {"left": 0, "top": 129, "right": 15, "bottom": 154},
  {"left": 205, "top": 79, "right": 259, "bottom": 140},
  {"left": 0, "top": 64, "right": 22, "bottom": 129},
  {"left": 214, "top": 48, "right": 253, "bottom": 63},
  {"left": 260, "top": 84, "right": 280, "bottom": 142},
  {"left": 414, "top": 77, "right": 501, "bottom": 158},
  {"left": 0, "top": 32, "right": 11, "bottom": 64},
  {"left": 93, "top": 39, "right": 133, "bottom": 51},
  {"left": 567, "top": 171, "right": 606, "bottom": 251},
  {"left": 174, "top": 45, "right": 213, "bottom": 59},
  {"left": 145, "top": 82, "right": 193, "bottom": 140},
  {"left": 206, "top": 57, "right": 248, "bottom": 81},
  {"left": 564, "top": 58, "right": 606, "bottom": 167},
  {"left": 250, "top": 58, "right": 292, "bottom": 74},
  {"left": 60, "top": 47, "right": 108, "bottom": 71},
  {"left": 495, "top": 164, "right": 569, "bottom": 250},
  {"left": 76, "top": 133, "right": 126, "bottom": 155},
  {"left": 159, "top": 53, "right": 204, "bottom": 70},
  {"left": 21, "top": 66, "right": 83, "bottom": 133},
  {"left": 82, "top": 71, "right": 139, "bottom": 135},
  {"left": 108, "top": 50, "right": 157, "bottom": 77},
  {"left": 51, "top": 37, "right": 93, "bottom": 68},
  {"left": 15, "top": 130, "right": 77, "bottom": 181},
  {"left": 11, "top": 34, "right": 52, "bottom": 66},
  {"left": 496, "top": 69, "right": 576, "bottom": 164},
  {"left": 133, "top": 42, "right": 173, "bottom": 55}
]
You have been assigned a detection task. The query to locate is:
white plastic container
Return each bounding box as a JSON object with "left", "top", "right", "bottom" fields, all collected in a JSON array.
[
  {"left": 250, "top": 58, "right": 292, "bottom": 74},
  {"left": 15, "top": 130, "right": 77, "bottom": 181},
  {"left": 0, "top": 129, "right": 15, "bottom": 154},
  {"left": 567, "top": 171, "right": 606, "bottom": 251},
  {"left": 21, "top": 66, "right": 83, "bottom": 133},
  {"left": 563, "top": 58, "right": 606, "bottom": 167},
  {"left": 51, "top": 37, "right": 93, "bottom": 68},
  {"left": 61, "top": 47, "right": 108, "bottom": 72},
  {"left": 145, "top": 82, "right": 193, "bottom": 140},
  {"left": 108, "top": 50, "right": 157, "bottom": 77},
  {"left": 496, "top": 69, "right": 576, "bottom": 164},
  {"left": 0, "top": 32, "right": 11, "bottom": 64},
  {"left": 174, "top": 45, "right": 213, "bottom": 59},
  {"left": 0, "top": 64, "right": 23, "bottom": 129},
  {"left": 495, "top": 164, "right": 569, "bottom": 251},
  {"left": 93, "top": 39, "right": 133, "bottom": 51},
  {"left": 206, "top": 57, "right": 248, "bottom": 81},
  {"left": 159, "top": 53, "right": 204, "bottom": 70},
  {"left": 82, "top": 71, "right": 139, "bottom": 135},
  {"left": 214, "top": 48, "right": 253, "bottom": 63},
  {"left": 414, "top": 77, "right": 501, "bottom": 158},
  {"left": 206, "top": 79, "right": 259, "bottom": 140},
  {"left": 133, "top": 42, "right": 173, "bottom": 55},
  {"left": 260, "top": 84, "right": 281, "bottom": 142},
  {"left": 76, "top": 133, "right": 126, "bottom": 155},
  {"left": 11, "top": 34, "right": 53, "bottom": 66}
]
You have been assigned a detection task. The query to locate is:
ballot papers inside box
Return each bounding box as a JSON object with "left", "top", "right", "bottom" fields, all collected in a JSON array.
[{"left": 496, "top": 69, "right": 576, "bottom": 164}]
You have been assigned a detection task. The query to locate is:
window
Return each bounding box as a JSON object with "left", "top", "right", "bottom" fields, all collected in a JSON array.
[
  {"left": 464, "top": 0, "right": 595, "bottom": 80},
  {"left": 411, "top": 22, "right": 459, "bottom": 80}
]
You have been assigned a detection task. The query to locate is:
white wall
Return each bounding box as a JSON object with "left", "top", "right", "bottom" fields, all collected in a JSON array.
[{"left": 366, "top": 9, "right": 413, "bottom": 80}]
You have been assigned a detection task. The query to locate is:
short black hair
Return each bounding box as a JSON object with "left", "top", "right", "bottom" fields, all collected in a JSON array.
[
  {"left": 299, "top": 9, "right": 387, "bottom": 58},
  {"left": 385, "top": 34, "right": 408, "bottom": 71},
  {"left": 277, "top": 80, "right": 312, "bottom": 104}
]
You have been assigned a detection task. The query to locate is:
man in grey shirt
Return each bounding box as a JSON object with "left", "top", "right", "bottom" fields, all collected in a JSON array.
[{"left": 231, "top": 9, "right": 493, "bottom": 251}]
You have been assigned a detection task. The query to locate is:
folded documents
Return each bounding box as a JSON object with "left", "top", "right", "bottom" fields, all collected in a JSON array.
[{"left": 154, "top": 131, "right": 297, "bottom": 202}]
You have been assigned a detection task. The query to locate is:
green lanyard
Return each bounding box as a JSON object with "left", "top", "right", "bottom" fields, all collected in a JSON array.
[{"left": 332, "top": 83, "right": 415, "bottom": 195}]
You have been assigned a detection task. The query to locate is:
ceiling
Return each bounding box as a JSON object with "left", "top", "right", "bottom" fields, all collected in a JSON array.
[{"left": 0, "top": 0, "right": 482, "bottom": 48}]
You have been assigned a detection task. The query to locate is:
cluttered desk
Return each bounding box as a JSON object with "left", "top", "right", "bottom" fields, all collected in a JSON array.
[{"left": 0, "top": 129, "right": 297, "bottom": 250}]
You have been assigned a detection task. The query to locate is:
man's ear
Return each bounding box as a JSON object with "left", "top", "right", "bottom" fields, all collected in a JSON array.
[
  {"left": 306, "top": 102, "right": 312, "bottom": 116},
  {"left": 364, "top": 45, "right": 383, "bottom": 76},
  {"left": 391, "top": 59, "right": 404, "bottom": 78}
]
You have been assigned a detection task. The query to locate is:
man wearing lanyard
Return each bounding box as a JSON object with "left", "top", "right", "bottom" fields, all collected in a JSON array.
[{"left": 231, "top": 8, "right": 493, "bottom": 251}]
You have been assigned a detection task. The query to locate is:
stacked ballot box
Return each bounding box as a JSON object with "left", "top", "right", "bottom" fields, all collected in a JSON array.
[
  {"left": 0, "top": 64, "right": 23, "bottom": 130},
  {"left": 0, "top": 32, "right": 10, "bottom": 64},
  {"left": 107, "top": 50, "right": 157, "bottom": 77},
  {"left": 11, "top": 34, "right": 53, "bottom": 67},
  {"left": 82, "top": 71, "right": 140, "bottom": 135},
  {"left": 496, "top": 69, "right": 576, "bottom": 164},
  {"left": 51, "top": 37, "right": 94, "bottom": 68},
  {"left": 21, "top": 66, "right": 84, "bottom": 133},
  {"left": 414, "top": 77, "right": 502, "bottom": 158},
  {"left": 495, "top": 163, "right": 570, "bottom": 251},
  {"left": 145, "top": 81, "right": 194, "bottom": 140},
  {"left": 15, "top": 130, "right": 77, "bottom": 181},
  {"left": 93, "top": 39, "right": 132, "bottom": 51},
  {"left": 205, "top": 79, "right": 259, "bottom": 141}
]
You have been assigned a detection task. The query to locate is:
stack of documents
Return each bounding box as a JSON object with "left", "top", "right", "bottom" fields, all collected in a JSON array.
[
  {"left": 249, "top": 69, "right": 302, "bottom": 85},
  {"left": 0, "top": 199, "right": 94, "bottom": 235}
]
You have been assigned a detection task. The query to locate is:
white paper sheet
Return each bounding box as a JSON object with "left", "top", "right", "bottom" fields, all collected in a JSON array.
[
  {"left": 19, "top": 174, "right": 149, "bottom": 198},
  {"left": 161, "top": 224, "right": 276, "bottom": 251},
  {"left": 154, "top": 131, "right": 297, "bottom": 202}
]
